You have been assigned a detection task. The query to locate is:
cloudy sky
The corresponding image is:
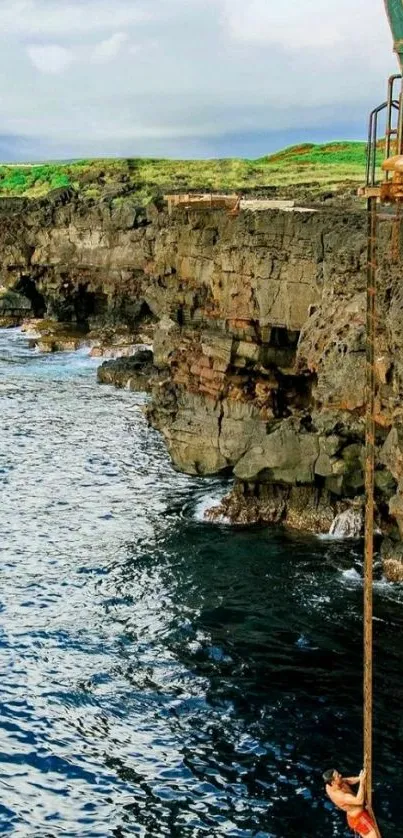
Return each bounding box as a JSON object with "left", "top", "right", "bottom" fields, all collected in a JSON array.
[{"left": 0, "top": 0, "right": 397, "bottom": 160}]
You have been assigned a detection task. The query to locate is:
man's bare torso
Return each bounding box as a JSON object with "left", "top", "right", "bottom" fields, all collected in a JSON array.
[{"left": 326, "top": 780, "right": 363, "bottom": 817}]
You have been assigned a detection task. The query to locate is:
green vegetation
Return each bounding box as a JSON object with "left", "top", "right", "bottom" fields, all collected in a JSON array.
[
  {"left": 0, "top": 141, "right": 379, "bottom": 200},
  {"left": 0, "top": 164, "right": 71, "bottom": 197}
]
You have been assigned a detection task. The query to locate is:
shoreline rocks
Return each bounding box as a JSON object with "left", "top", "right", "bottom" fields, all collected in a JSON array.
[
  {"left": 20, "top": 317, "right": 156, "bottom": 358},
  {"left": 97, "top": 349, "right": 156, "bottom": 391},
  {"left": 2, "top": 192, "right": 403, "bottom": 577},
  {"left": 0, "top": 288, "right": 32, "bottom": 327}
]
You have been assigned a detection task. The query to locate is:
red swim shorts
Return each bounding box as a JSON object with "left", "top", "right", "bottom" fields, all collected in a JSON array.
[{"left": 347, "top": 809, "right": 376, "bottom": 836}]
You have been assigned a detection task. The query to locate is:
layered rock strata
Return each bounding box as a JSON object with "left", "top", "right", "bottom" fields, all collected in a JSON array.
[{"left": 1, "top": 190, "right": 403, "bottom": 578}]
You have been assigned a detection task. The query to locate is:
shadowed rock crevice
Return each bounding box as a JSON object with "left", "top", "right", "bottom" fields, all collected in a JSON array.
[{"left": 14, "top": 275, "right": 46, "bottom": 318}]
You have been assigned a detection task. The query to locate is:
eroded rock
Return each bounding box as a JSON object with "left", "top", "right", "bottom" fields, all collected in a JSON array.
[
  {"left": 381, "top": 538, "right": 403, "bottom": 582},
  {"left": 97, "top": 349, "right": 155, "bottom": 391}
]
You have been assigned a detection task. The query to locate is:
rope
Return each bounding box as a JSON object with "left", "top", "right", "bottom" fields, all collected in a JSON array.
[{"left": 364, "top": 196, "right": 382, "bottom": 838}]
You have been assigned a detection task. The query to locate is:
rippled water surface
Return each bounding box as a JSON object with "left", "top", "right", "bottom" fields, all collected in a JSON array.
[{"left": 0, "top": 327, "right": 402, "bottom": 838}]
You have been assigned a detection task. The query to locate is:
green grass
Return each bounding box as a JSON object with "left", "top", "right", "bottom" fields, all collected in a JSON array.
[{"left": 0, "top": 141, "right": 379, "bottom": 201}]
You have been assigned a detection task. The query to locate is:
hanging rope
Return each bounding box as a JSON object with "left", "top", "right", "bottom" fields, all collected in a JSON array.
[{"left": 364, "top": 196, "right": 382, "bottom": 838}]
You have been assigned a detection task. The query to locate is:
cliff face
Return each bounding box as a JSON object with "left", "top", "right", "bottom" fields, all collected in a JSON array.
[
  {"left": 2, "top": 191, "right": 403, "bottom": 576},
  {"left": 0, "top": 191, "right": 156, "bottom": 328}
]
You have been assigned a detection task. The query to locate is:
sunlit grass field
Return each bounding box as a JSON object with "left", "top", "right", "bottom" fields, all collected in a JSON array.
[{"left": 0, "top": 141, "right": 378, "bottom": 200}]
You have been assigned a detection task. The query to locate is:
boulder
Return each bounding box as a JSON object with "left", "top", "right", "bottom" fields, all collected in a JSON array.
[
  {"left": 0, "top": 287, "right": 32, "bottom": 325},
  {"left": 207, "top": 482, "right": 336, "bottom": 534},
  {"left": 234, "top": 421, "right": 319, "bottom": 484},
  {"left": 97, "top": 349, "right": 155, "bottom": 391},
  {"left": 219, "top": 399, "right": 268, "bottom": 463},
  {"left": 381, "top": 538, "right": 403, "bottom": 582},
  {"left": 389, "top": 486, "right": 403, "bottom": 538},
  {"left": 160, "top": 392, "right": 228, "bottom": 476},
  {"left": 374, "top": 469, "right": 396, "bottom": 498},
  {"left": 380, "top": 425, "right": 403, "bottom": 482}
]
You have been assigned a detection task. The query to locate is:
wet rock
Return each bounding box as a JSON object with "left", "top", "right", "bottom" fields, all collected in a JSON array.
[
  {"left": 284, "top": 486, "right": 336, "bottom": 533},
  {"left": 384, "top": 560, "right": 403, "bottom": 583},
  {"left": 381, "top": 538, "right": 403, "bottom": 582},
  {"left": 38, "top": 336, "right": 83, "bottom": 353},
  {"left": 329, "top": 504, "right": 364, "bottom": 537},
  {"left": 207, "top": 483, "right": 289, "bottom": 526},
  {"left": 207, "top": 482, "right": 336, "bottom": 534},
  {"left": 24, "top": 319, "right": 88, "bottom": 353},
  {"left": 0, "top": 287, "right": 32, "bottom": 326},
  {"left": 97, "top": 349, "right": 155, "bottom": 392}
]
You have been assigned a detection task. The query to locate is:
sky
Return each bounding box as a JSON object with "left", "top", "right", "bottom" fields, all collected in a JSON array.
[{"left": 0, "top": 0, "right": 398, "bottom": 161}]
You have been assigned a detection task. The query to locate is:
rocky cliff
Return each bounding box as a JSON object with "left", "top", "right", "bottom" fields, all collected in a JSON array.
[{"left": 2, "top": 189, "right": 403, "bottom": 579}]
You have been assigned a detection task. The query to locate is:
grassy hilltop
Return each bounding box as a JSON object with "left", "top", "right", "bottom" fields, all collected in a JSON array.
[{"left": 0, "top": 141, "right": 374, "bottom": 201}]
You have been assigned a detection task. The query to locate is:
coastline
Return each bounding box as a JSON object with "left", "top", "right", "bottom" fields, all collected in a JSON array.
[{"left": 1, "top": 189, "right": 402, "bottom": 580}]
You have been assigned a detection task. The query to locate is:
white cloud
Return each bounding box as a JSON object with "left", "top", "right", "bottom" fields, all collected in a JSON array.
[
  {"left": 128, "top": 39, "right": 158, "bottom": 55},
  {"left": 27, "top": 45, "right": 75, "bottom": 74},
  {"left": 220, "top": 0, "right": 388, "bottom": 50},
  {"left": 2, "top": 0, "right": 149, "bottom": 36},
  {"left": 92, "top": 32, "right": 129, "bottom": 63},
  {"left": 220, "top": 0, "right": 337, "bottom": 47}
]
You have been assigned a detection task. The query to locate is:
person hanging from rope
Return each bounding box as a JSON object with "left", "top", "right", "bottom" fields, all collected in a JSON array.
[{"left": 323, "top": 768, "right": 377, "bottom": 837}]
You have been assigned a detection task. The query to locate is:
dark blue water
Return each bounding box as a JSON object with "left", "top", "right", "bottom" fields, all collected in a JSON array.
[{"left": 0, "top": 328, "right": 402, "bottom": 838}]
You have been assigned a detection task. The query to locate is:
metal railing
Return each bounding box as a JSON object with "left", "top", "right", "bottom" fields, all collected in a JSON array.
[{"left": 366, "top": 74, "right": 402, "bottom": 187}]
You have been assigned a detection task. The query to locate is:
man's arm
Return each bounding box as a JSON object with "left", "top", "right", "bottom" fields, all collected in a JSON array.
[
  {"left": 344, "top": 776, "right": 360, "bottom": 785},
  {"left": 335, "top": 770, "right": 366, "bottom": 806}
]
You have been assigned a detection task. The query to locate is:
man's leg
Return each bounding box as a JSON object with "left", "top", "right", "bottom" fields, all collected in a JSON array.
[{"left": 352, "top": 820, "right": 378, "bottom": 838}]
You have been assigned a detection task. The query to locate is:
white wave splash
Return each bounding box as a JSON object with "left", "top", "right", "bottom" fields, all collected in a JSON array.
[
  {"left": 340, "top": 567, "right": 362, "bottom": 586},
  {"left": 193, "top": 492, "right": 231, "bottom": 525},
  {"left": 329, "top": 507, "right": 363, "bottom": 538}
]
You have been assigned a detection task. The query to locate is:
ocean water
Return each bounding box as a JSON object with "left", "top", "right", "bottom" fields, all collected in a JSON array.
[{"left": 0, "top": 327, "right": 402, "bottom": 838}]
